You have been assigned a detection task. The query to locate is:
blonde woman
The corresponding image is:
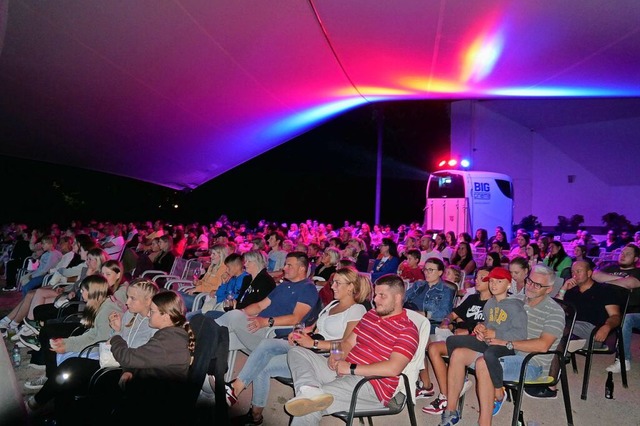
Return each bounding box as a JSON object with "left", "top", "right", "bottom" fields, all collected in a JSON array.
[{"left": 181, "top": 243, "right": 230, "bottom": 310}]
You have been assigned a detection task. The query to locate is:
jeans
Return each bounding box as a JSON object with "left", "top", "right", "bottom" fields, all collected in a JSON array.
[
  {"left": 22, "top": 275, "right": 45, "bottom": 296},
  {"left": 500, "top": 354, "right": 544, "bottom": 382},
  {"left": 214, "top": 309, "right": 270, "bottom": 352},
  {"left": 237, "top": 338, "right": 292, "bottom": 407},
  {"left": 621, "top": 313, "right": 640, "bottom": 361}
]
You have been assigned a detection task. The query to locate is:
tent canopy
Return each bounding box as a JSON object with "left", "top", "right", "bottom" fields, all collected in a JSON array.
[{"left": 1, "top": 0, "right": 639, "bottom": 189}]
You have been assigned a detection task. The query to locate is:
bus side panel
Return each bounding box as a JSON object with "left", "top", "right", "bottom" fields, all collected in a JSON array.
[
  {"left": 424, "top": 198, "right": 470, "bottom": 234},
  {"left": 468, "top": 177, "right": 513, "bottom": 235}
]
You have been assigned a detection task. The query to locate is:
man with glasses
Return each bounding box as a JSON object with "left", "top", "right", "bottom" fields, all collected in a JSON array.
[{"left": 439, "top": 264, "right": 564, "bottom": 425}]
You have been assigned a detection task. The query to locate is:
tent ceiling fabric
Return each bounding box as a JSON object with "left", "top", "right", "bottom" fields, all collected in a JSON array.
[{"left": 0, "top": 0, "right": 639, "bottom": 189}]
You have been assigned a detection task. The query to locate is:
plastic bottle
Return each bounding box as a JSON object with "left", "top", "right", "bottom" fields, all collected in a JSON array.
[
  {"left": 11, "top": 345, "right": 21, "bottom": 367},
  {"left": 605, "top": 371, "right": 614, "bottom": 399}
]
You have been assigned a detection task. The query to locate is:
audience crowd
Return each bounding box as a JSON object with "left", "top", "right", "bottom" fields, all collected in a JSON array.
[{"left": 0, "top": 218, "right": 638, "bottom": 426}]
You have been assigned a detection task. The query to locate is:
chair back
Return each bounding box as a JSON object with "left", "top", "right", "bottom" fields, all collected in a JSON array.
[
  {"left": 400, "top": 309, "right": 431, "bottom": 398},
  {"left": 183, "top": 259, "right": 203, "bottom": 279},
  {"left": 547, "top": 298, "right": 577, "bottom": 382},
  {"left": 171, "top": 257, "right": 190, "bottom": 277}
]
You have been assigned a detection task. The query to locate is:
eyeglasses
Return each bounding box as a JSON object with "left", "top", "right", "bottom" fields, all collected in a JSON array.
[
  {"left": 525, "top": 276, "right": 551, "bottom": 290},
  {"left": 332, "top": 279, "right": 350, "bottom": 286},
  {"left": 424, "top": 268, "right": 438, "bottom": 273}
]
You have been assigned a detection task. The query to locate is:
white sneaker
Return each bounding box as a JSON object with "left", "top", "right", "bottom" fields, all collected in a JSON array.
[
  {"left": 24, "top": 375, "right": 48, "bottom": 390},
  {"left": 285, "top": 385, "right": 334, "bottom": 416},
  {"left": 460, "top": 377, "right": 473, "bottom": 397},
  {"left": 18, "top": 325, "right": 35, "bottom": 337},
  {"left": 606, "top": 359, "right": 631, "bottom": 373}
]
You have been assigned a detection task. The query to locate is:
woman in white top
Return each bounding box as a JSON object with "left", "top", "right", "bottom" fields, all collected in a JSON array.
[{"left": 219, "top": 267, "right": 371, "bottom": 425}]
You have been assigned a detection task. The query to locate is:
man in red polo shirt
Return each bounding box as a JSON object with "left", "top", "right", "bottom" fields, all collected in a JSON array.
[{"left": 285, "top": 274, "right": 419, "bottom": 425}]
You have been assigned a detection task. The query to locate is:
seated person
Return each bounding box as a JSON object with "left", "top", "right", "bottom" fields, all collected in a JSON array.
[
  {"left": 20, "top": 235, "right": 63, "bottom": 297},
  {"left": 220, "top": 267, "right": 370, "bottom": 425},
  {"left": 558, "top": 260, "right": 620, "bottom": 348},
  {"left": 215, "top": 251, "right": 318, "bottom": 353},
  {"left": 110, "top": 291, "right": 194, "bottom": 425},
  {"left": 24, "top": 275, "right": 125, "bottom": 392},
  {"left": 370, "top": 238, "right": 401, "bottom": 282},
  {"left": 313, "top": 247, "right": 340, "bottom": 283},
  {"left": 284, "top": 274, "right": 418, "bottom": 425},
  {"left": 450, "top": 242, "right": 477, "bottom": 276},
  {"left": 180, "top": 244, "right": 230, "bottom": 310},
  {"left": 399, "top": 249, "right": 425, "bottom": 284},
  {"left": 404, "top": 257, "right": 455, "bottom": 333},
  {"left": 441, "top": 264, "right": 564, "bottom": 426},
  {"left": 444, "top": 267, "right": 527, "bottom": 416},
  {"left": 419, "top": 267, "right": 492, "bottom": 415},
  {"left": 151, "top": 235, "right": 176, "bottom": 273},
  {"left": 25, "top": 279, "right": 159, "bottom": 419}
]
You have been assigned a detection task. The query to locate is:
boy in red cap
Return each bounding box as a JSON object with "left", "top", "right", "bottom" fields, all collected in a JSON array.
[{"left": 442, "top": 267, "right": 528, "bottom": 419}]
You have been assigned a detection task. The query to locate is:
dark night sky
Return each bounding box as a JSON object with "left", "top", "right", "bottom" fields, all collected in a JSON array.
[{"left": 1, "top": 100, "right": 451, "bottom": 229}]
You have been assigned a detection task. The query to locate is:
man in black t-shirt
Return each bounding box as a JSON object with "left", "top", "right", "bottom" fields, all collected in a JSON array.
[
  {"left": 559, "top": 261, "right": 620, "bottom": 350},
  {"left": 592, "top": 243, "right": 640, "bottom": 373}
]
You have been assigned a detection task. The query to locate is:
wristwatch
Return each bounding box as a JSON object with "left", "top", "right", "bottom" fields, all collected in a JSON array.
[
  {"left": 312, "top": 340, "right": 319, "bottom": 350},
  {"left": 506, "top": 341, "right": 514, "bottom": 350},
  {"left": 268, "top": 317, "right": 275, "bottom": 327},
  {"left": 350, "top": 363, "right": 357, "bottom": 375}
]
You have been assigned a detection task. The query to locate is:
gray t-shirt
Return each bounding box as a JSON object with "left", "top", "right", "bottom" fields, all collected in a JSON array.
[{"left": 519, "top": 296, "right": 565, "bottom": 371}]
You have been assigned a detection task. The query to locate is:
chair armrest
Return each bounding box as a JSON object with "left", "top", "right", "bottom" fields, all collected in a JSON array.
[
  {"left": 165, "top": 279, "right": 194, "bottom": 290},
  {"left": 344, "top": 373, "right": 411, "bottom": 418},
  {"left": 152, "top": 274, "right": 181, "bottom": 284},
  {"left": 141, "top": 269, "right": 164, "bottom": 278},
  {"left": 192, "top": 292, "right": 209, "bottom": 311},
  {"left": 79, "top": 340, "right": 106, "bottom": 358}
]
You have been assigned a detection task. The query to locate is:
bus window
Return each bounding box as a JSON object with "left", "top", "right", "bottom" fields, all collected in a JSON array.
[
  {"left": 495, "top": 179, "right": 513, "bottom": 199},
  {"left": 427, "top": 173, "right": 465, "bottom": 198}
]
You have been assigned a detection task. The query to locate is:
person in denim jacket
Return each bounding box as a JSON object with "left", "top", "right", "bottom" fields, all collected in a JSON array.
[{"left": 404, "top": 257, "right": 455, "bottom": 333}]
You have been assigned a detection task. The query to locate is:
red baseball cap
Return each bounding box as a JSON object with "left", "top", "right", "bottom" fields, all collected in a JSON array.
[{"left": 482, "top": 267, "right": 512, "bottom": 282}]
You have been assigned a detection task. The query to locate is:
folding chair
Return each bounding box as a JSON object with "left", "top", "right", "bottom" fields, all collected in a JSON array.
[
  {"left": 141, "top": 257, "right": 189, "bottom": 287},
  {"left": 569, "top": 286, "right": 631, "bottom": 400},
  {"left": 331, "top": 309, "right": 430, "bottom": 426}
]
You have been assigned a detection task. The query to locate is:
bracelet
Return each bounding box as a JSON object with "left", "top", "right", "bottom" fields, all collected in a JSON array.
[{"left": 558, "top": 289, "right": 566, "bottom": 293}]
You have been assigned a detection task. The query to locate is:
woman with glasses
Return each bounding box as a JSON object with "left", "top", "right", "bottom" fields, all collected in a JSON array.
[
  {"left": 217, "top": 267, "right": 370, "bottom": 425},
  {"left": 404, "top": 257, "right": 455, "bottom": 331}
]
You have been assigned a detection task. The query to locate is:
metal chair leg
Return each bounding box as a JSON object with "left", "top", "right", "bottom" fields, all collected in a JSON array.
[
  {"left": 581, "top": 351, "right": 593, "bottom": 400},
  {"left": 559, "top": 362, "right": 574, "bottom": 426},
  {"left": 570, "top": 353, "right": 578, "bottom": 373},
  {"left": 618, "top": 331, "right": 628, "bottom": 388}
]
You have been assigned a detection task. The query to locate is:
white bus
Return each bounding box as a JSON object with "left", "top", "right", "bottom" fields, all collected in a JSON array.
[{"left": 424, "top": 170, "right": 514, "bottom": 237}]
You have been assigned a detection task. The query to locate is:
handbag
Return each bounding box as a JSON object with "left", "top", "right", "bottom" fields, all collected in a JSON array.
[{"left": 99, "top": 342, "right": 120, "bottom": 368}]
